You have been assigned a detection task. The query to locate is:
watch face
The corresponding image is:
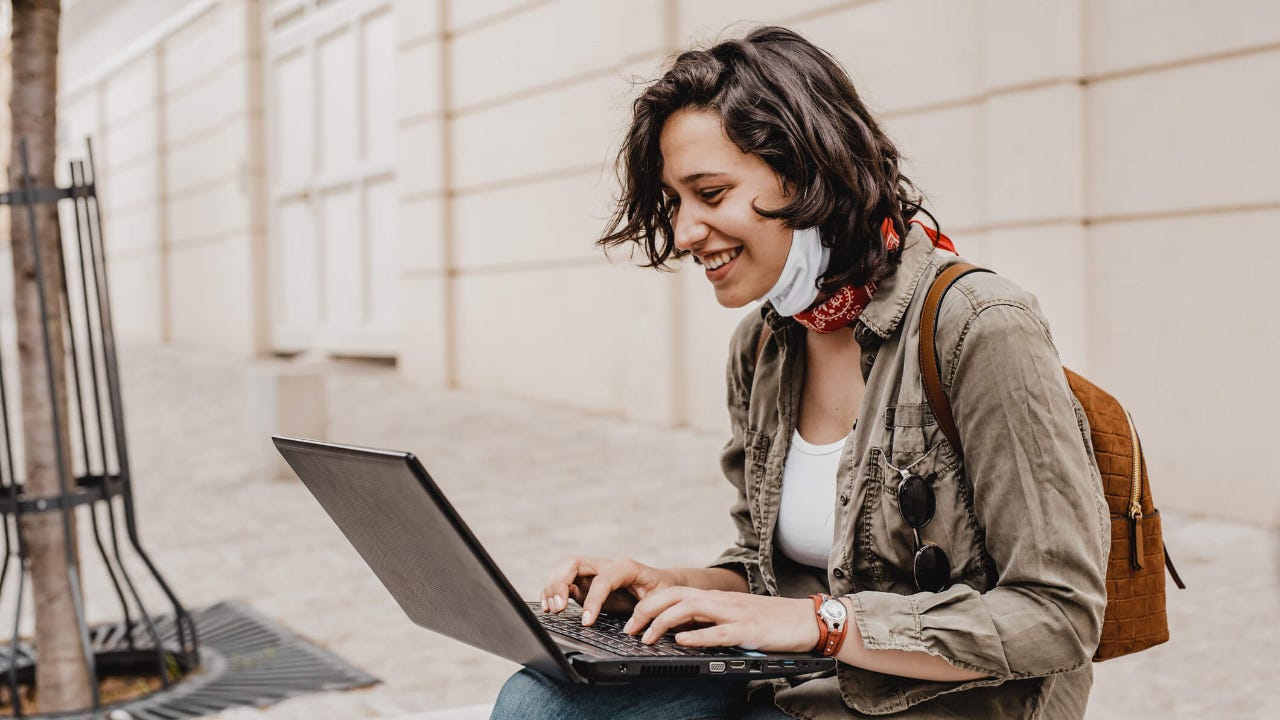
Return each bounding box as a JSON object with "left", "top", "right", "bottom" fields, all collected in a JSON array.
[{"left": 820, "top": 598, "right": 847, "bottom": 622}]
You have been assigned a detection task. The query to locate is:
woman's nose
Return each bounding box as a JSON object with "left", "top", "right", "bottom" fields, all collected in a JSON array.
[{"left": 672, "top": 205, "right": 710, "bottom": 251}]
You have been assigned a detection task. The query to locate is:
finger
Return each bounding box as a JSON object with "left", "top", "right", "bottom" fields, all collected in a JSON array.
[
  {"left": 674, "top": 623, "right": 736, "bottom": 648},
  {"left": 579, "top": 570, "right": 622, "bottom": 626},
  {"left": 625, "top": 586, "right": 686, "bottom": 636},
  {"left": 541, "top": 563, "right": 571, "bottom": 612},
  {"left": 640, "top": 595, "right": 709, "bottom": 644},
  {"left": 543, "top": 557, "right": 598, "bottom": 614}
]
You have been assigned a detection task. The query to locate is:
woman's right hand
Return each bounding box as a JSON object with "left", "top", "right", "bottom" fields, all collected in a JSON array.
[{"left": 541, "top": 556, "right": 675, "bottom": 626}]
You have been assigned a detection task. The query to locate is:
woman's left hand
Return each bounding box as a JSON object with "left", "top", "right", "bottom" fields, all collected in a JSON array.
[{"left": 622, "top": 587, "right": 820, "bottom": 652}]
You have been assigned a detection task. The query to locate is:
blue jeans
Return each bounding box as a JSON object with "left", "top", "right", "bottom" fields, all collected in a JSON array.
[{"left": 490, "top": 668, "right": 793, "bottom": 720}]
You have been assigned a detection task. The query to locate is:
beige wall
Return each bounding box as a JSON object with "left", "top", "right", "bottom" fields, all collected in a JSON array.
[
  {"left": 56, "top": 0, "right": 1280, "bottom": 527},
  {"left": 1080, "top": 2, "right": 1280, "bottom": 527},
  {"left": 58, "top": 0, "right": 267, "bottom": 355},
  {"left": 394, "top": 0, "right": 680, "bottom": 423}
]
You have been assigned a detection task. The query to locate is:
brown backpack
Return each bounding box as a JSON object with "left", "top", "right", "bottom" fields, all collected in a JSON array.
[{"left": 919, "top": 263, "right": 1185, "bottom": 661}]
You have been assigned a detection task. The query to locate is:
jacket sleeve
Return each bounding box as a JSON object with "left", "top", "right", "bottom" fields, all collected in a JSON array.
[
  {"left": 845, "top": 302, "right": 1110, "bottom": 686},
  {"left": 707, "top": 315, "right": 769, "bottom": 595}
]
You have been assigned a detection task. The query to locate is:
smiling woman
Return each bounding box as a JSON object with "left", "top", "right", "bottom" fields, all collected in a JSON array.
[
  {"left": 599, "top": 26, "right": 922, "bottom": 308},
  {"left": 491, "top": 25, "right": 1108, "bottom": 720},
  {"left": 655, "top": 109, "right": 794, "bottom": 307}
]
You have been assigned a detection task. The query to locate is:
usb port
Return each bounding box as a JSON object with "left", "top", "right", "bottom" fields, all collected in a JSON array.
[
  {"left": 708, "top": 661, "right": 726, "bottom": 673},
  {"left": 729, "top": 660, "right": 747, "bottom": 670},
  {"left": 766, "top": 661, "right": 781, "bottom": 669},
  {"left": 782, "top": 660, "right": 796, "bottom": 667}
]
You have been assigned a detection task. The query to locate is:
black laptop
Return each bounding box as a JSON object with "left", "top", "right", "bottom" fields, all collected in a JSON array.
[{"left": 272, "top": 436, "right": 836, "bottom": 685}]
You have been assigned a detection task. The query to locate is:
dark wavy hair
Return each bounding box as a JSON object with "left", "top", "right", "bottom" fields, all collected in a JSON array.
[{"left": 599, "top": 26, "right": 930, "bottom": 293}]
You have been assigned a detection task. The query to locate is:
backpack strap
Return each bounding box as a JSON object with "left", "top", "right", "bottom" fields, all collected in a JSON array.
[
  {"left": 919, "top": 262, "right": 993, "bottom": 458},
  {"left": 1164, "top": 544, "right": 1186, "bottom": 589},
  {"left": 919, "top": 263, "right": 1189, "bottom": 595}
]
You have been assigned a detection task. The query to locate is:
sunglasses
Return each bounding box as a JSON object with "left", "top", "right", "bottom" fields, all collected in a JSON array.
[{"left": 887, "top": 448, "right": 951, "bottom": 593}]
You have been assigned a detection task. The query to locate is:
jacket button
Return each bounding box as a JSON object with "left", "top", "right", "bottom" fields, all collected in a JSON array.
[
  {"left": 865, "top": 354, "right": 876, "bottom": 365},
  {"left": 840, "top": 493, "right": 849, "bottom": 506},
  {"left": 833, "top": 567, "right": 845, "bottom": 579}
]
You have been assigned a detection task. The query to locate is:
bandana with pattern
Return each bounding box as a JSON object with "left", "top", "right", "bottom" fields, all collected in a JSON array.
[{"left": 792, "top": 219, "right": 956, "bottom": 334}]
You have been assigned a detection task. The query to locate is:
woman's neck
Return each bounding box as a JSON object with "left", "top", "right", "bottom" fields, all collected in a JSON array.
[{"left": 804, "top": 325, "right": 861, "bottom": 356}]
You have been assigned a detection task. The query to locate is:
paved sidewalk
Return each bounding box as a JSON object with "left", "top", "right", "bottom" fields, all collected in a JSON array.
[{"left": 28, "top": 342, "right": 1277, "bottom": 718}]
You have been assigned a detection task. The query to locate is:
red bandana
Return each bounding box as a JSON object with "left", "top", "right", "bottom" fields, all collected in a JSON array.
[{"left": 792, "top": 219, "right": 956, "bottom": 334}]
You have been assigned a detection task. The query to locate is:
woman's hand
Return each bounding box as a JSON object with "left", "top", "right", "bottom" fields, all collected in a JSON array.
[
  {"left": 540, "top": 556, "right": 675, "bottom": 626},
  {"left": 623, "top": 587, "right": 820, "bottom": 653}
]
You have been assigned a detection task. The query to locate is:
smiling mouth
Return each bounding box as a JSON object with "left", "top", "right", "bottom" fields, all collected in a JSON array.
[
  {"left": 700, "top": 248, "right": 743, "bottom": 284},
  {"left": 697, "top": 247, "right": 743, "bottom": 270}
]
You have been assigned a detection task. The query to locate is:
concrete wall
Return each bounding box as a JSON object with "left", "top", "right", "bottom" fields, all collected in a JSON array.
[
  {"left": 1078, "top": 1, "right": 1280, "bottom": 527},
  {"left": 394, "top": 0, "right": 682, "bottom": 427},
  {"left": 55, "top": 0, "right": 1280, "bottom": 526},
  {"left": 58, "top": 0, "right": 267, "bottom": 355}
]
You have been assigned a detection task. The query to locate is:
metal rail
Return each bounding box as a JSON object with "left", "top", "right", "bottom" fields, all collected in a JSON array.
[{"left": 0, "top": 137, "right": 200, "bottom": 717}]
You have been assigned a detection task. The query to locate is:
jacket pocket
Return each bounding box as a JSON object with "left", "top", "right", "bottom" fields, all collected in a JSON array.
[{"left": 873, "top": 404, "right": 991, "bottom": 592}]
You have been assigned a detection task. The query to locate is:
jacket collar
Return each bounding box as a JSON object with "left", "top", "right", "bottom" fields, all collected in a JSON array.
[
  {"left": 758, "top": 223, "right": 939, "bottom": 339},
  {"left": 855, "top": 223, "right": 939, "bottom": 340}
]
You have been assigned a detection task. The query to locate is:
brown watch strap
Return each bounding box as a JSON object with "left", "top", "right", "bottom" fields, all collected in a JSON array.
[
  {"left": 919, "top": 262, "right": 992, "bottom": 458},
  {"left": 823, "top": 621, "right": 848, "bottom": 657},
  {"left": 809, "top": 594, "right": 829, "bottom": 654},
  {"left": 811, "top": 594, "right": 848, "bottom": 657}
]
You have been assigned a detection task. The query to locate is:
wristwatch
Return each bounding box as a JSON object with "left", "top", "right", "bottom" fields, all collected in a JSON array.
[{"left": 809, "top": 593, "right": 849, "bottom": 657}]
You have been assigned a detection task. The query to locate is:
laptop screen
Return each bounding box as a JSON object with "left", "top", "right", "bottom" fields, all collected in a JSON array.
[{"left": 273, "top": 436, "right": 575, "bottom": 682}]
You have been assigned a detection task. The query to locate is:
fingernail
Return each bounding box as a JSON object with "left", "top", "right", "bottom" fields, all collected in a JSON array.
[
  {"left": 622, "top": 619, "right": 633, "bottom": 634},
  {"left": 581, "top": 609, "right": 593, "bottom": 625},
  {"left": 641, "top": 630, "right": 653, "bottom": 643},
  {"left": 540, "top": 597, "right": 548, "bottom": 613},
  {"left": 554, "top": 595, "right": 564, "bottom": 612}
]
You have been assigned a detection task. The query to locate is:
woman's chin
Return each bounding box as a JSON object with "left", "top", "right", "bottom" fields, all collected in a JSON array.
[{"left": 712, "top": 286, "right": 756, "bottom": 309}]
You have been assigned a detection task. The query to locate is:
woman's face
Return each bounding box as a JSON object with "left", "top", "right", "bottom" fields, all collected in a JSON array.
[{"left": 659, "top": 109, "right": 793, "bottom": 308}]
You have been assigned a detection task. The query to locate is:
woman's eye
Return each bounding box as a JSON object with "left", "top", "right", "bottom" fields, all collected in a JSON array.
[{"left": 700, "top": 188, "right": 726, "bottom": 202}]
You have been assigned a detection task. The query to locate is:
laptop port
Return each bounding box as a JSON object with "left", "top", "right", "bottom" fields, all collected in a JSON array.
[
  {"left": 729, "top": 660, "right": 747, "bottom": 670},
  {"left": 748, "top": 661, "right": 763, "bottom": 673},
  {"left": 708, "top": 661, "right": 726, "bottom": 673},
  {"left": 766, "top": 660, "right": 780, "bottom": 669},
  {"left": 782, "top": 660, "right": 796, "bottom": 667}
]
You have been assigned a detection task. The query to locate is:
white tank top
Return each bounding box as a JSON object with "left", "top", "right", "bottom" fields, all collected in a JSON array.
[{"left": 775, "top": 427, "right": 848, "bottom": 569}]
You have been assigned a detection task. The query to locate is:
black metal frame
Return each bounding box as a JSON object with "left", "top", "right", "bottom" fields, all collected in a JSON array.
[{"left": 0, "top": 138, "right": 199, "bottom": 717}]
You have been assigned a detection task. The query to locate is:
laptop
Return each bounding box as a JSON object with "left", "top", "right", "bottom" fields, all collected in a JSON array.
[{"left": 272, "top": 436, "right": 836, "bottom": 685}]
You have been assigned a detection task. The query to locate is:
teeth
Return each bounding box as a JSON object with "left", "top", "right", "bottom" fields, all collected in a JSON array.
[{"left": 704, "top": 248, "right": 741, "bottom": 270}]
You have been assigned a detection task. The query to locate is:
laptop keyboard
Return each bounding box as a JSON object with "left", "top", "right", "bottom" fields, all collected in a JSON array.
[{"left": 529, "top": 602, "right": 742, "bottom": 658}]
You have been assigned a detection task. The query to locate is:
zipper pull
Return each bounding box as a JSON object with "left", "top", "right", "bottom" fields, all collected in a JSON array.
[{"left": 1129, "top": 513, "right": 1145, "bottom": 571}]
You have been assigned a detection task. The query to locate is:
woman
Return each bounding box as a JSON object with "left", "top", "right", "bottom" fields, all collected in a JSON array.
[{"left": 492, "top": 26, "right": 1109, "bottom": 719}]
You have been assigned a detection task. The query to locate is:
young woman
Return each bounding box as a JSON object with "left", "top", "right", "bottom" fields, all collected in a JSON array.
[{"left": 491, "top": 26, "right": 1109, "bottom": 720}]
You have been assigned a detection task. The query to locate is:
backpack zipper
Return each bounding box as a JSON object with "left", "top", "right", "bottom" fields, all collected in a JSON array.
[{"left": 1124, "top": 410, "right": 1145, "bottom": 570}]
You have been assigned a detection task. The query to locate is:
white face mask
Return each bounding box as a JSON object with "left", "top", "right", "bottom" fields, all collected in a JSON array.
[{"left": 760, "top": 226, "right": 830, "bottom": 316}]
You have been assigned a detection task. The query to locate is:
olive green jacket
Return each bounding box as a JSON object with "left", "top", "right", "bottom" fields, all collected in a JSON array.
[{"left": 711, "top": 224, "right": 1110, "bottom": 718}]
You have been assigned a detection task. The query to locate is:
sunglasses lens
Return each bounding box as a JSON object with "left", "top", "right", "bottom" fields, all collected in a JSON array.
[
  {"left": 914, "top": 543, "right": 951, "bottom": 593},
  {"left": 898, "top": 473, "right": 935, "bottom": 528}
]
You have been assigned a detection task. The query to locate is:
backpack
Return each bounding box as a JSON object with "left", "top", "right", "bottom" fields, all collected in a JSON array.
[{"left": 919, "top": 263, "right": 1185, "bottom": 661}]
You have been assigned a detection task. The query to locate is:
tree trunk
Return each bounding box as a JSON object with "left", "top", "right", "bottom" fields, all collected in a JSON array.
[{"left": 8, "top": 0, "right": 93, "bottom": 712}]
